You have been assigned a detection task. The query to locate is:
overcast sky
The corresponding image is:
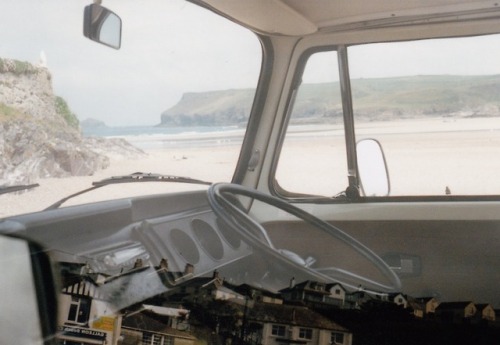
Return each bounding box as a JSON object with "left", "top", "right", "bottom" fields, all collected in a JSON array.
[
  {"left": 0, "top": 0, "right": 261, "bottom": 126},
  {"left": 1, "top": 1, "right": 500, "bottom": 126}
]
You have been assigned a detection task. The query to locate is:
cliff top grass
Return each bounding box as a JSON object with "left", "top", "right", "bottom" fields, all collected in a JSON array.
[{"left": 0, "top": 58, "right": 39, "bottom": 75}]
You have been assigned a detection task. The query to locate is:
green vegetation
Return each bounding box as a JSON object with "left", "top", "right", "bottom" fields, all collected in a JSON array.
[
  {"left": 0, "top": 58, "right": 37, "bottom": 75},
  {"left": 55, "top": 96, "right": 79, "bottom": 129},
  {"left": 160, "top": 75, "right": 500, "bottom": 126}
]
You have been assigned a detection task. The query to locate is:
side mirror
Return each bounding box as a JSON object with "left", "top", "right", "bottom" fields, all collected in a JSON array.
[
  {"left": 357, "top": 138, "right": 390, "bottom": 196},
  {"left": 83, "top": 4, "right": 122, "bottom": 49},
  {"left": 0, "top": 234, "right": 58, "bottom": 345}
]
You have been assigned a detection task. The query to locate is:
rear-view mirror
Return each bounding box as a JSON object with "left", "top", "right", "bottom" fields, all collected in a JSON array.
[
  {"left": 83, "top": 3, "right": 122, "bottom": 49},
  {"left": 0, "top": 234, "right": 58, "bottom": 345},
  {"left": 357, "top": 138, "right": 390, "bottom": 196}
]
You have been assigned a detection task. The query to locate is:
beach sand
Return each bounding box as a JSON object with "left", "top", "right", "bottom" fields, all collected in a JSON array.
[
  {"left": 2, "top": 117, "right": 500, "bottom": 218},
  {"left": 0, "top": 145, "right": 241, "bottom": 218}
]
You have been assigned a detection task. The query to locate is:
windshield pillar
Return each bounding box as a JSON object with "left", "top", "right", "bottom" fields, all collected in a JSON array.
[{"left": 337, "top": 45, "right": 359, "bottom": 199}]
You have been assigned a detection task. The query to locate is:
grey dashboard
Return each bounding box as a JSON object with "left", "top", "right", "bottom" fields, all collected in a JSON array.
[{"left": 0, "top": 190, "right": 252, "bottom": 286}]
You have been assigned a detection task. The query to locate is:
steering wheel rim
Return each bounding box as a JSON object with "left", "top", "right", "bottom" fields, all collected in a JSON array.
[{"left": 207, "top": 183, "right": 401, "bottom": 293}]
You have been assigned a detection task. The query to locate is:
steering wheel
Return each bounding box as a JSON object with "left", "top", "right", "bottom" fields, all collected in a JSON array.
[{"left": 207, "top": 183, "right": 401, "bottom": 293}]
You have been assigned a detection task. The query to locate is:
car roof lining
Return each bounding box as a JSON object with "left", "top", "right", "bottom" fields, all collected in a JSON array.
[{"left": 197, "top": 0, "right": 500, "bottom": 38}]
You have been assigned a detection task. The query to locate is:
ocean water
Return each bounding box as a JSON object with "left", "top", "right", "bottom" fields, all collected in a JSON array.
[{"left": 82, "top": 125, "right": 245, "bottom": 150}]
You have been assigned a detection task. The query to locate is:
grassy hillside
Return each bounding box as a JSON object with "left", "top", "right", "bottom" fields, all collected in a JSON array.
[
  {"left": 160, "top": 75, "right": 500, "bottom": 126},
  {"left": 352, "top": 75, "right": 500, "bottom": 116}
]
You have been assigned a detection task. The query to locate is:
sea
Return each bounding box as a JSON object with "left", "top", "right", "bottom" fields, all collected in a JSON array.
[{"left": 82, "top": 125, "right": 246, "bottom": 150}]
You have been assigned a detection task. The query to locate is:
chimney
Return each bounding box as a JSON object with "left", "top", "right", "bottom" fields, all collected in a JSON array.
[
  {"left": 133, "top": 258, "right": 143, "bottom": 269},
  {"left": 158, "top": 258, "right": 168, "bottom": 271},
  {"left": 184, "top": 263, "right": 194, "bottom": 275}
]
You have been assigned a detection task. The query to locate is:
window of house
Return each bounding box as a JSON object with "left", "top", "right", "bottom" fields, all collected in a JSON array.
[
  {"left": 335, "top": 289, "right": 341, "bottom": 295},
  {"left": 299, "top": 328, "right": 313, "bottom": 339},
  {"left": 143, "top": 333, "right": 173, "bottom": 345},
  {"left": 275, "top": 51, "right": 347, "bottom": 197},
  {"left": 331, "top": 332, "right": 345, "bottom": 344},
  {"left": 271, "top": 325, "right": 286, "bottom": 337},
  {"left": 66, "top": 297, "right": 91, "bottom": 325}
]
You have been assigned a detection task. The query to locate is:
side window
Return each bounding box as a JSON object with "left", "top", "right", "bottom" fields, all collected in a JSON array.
[
  {"left": 275, "top": 51, "right": 347, "bottom": 197},
  {"left": 349, "top": 34, "right": 500, "bottom": 197}
]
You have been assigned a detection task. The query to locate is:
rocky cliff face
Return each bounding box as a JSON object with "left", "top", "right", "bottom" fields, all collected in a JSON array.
[
  {"left": 160, "top": 89, "right": 254, "bottom": 127},
  {"left": 0, "top": 58, "right": 143, "bottom": 186}
]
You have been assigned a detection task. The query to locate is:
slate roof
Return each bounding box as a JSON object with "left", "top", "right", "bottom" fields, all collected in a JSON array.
[
  {"left": 435, "top": 301, "right": 474, "bottom": 310},
  {"left": 279, "top": 280, "right": 330, "bottom": 295},
  {"left": 122, "top": 312, "right": 195, "bottom": 339},
  {"left": 232, "top": 283, "right": 282, "bottom": 299}
]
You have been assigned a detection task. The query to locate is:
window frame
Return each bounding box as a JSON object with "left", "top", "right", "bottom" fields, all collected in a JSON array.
[
  {"left": 298, "top": 328, "right": 313, "bottom": 340},
  {"left": 270, "top": 45, "right": 351, "bottom": 202},
  {"left": 271, "top": 324, "right": 286, "bottom": 337},
  {"left": 331, "top": 331, "right": 345, "bottom": 344},
  {"left": 66, "top": 296, "right": 91, "bottom": 325}
]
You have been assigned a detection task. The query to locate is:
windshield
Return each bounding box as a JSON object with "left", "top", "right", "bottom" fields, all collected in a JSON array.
[{"left": 0, "top": 0, "right": 260, "bottom": 217}]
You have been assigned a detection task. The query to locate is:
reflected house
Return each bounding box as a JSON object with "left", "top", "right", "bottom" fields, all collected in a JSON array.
[
  {"left": 345, "top": 290, "right": 374, "bottom": 310},
  {"left": 474, "top": 304, "right": 496, "bottom": 324},
  {"left": 58, "top": 261, "right": 195, "bottom": 345},
  {"left": 325, "top": 283, "right": 347, "bottom": 308},
  {"left": 121, "top": 306, "right": 195, "bottom": 345},
  {"left": 233, "top": 283, "right": 283, "bottom": 305},
  {"left": 58, "top": 274, "right": 123, "bottom": 345},
  {"left": 413, "top": 297, "right": 440, "bottom": 315},
  {"left": 165, "top": 270, "right": 246, "bottom": 304},
  {"left": 435, "top": 301, "right": 477, "bottom": 324},
  {"left": 388, "top": 293, "right": 408, "bottom": 309},
  {"left": 245, "top": 303, "right": 352, "bottom": 345},
  {"left": 279, "top": 280, "right": 346, "bottom": 308},
  {"left": 406, "top": 300, "right": 425, "bottom": 318}
]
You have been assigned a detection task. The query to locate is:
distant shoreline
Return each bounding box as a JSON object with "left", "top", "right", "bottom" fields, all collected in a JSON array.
[{"left": 82, "top": 116, "right": 500, "bottom": 149}]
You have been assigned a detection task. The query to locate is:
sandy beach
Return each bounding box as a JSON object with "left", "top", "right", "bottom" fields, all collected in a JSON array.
[
  {"left": 2, "top": 117, "right": 500, "bottom": 218},
  {"left": 0, "top": 145, "right": 241, "bottom": 218}
]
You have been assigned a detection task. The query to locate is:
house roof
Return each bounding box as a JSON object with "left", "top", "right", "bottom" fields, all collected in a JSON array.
[
  {"left": 414, "top": 297, "right": 437, "bottom": 303},
  {"left": 232, "top": 283, "right": 282, "bottom": 299},
  {"left": 436, "top": 301, "right": 474, "bottom": 310},
  {"left": 325, "top": 282, "right": 346, "bottom": 291},
  {"left": 280, "top": 280, "right": 330, "bottom": 295},
  {"left": 247, "top": 302, "right": 349, "bottom": 332},
  {"left": 475, "top": 303, "right": 493, "bottom": 311},
  {"left": 407, "top": 300, "right": 424, "bottom": 311}
]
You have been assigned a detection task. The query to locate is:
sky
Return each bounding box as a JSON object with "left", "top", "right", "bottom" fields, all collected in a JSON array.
[
  {"left": 0, "top": 0, "right": 261, "bottom": 126},
  {"left": 1, "top": 1, "right": 500, "bottom": 126}
]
